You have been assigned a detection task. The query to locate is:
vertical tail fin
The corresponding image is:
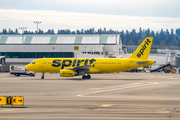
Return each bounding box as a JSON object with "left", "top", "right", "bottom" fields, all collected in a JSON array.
[{"left": 128, "top": 37, "right": 153, "bottom": 60}]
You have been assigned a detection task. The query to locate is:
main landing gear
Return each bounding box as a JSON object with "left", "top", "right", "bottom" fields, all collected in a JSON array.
[
  {"left": 82, "top": 74, "right": 91, "bottom": 79},
  {"left": 41, "top": 73, "right": 44, "bottom": 79}
]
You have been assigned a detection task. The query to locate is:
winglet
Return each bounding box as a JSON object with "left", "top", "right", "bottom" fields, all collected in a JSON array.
[{"left": 128, "top": 37, "right": 153, "bottom": 60}]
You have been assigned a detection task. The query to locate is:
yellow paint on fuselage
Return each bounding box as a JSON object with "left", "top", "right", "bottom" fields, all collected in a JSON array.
[{"left": 26, "top": 58, "right": 155, "bottom": 74}]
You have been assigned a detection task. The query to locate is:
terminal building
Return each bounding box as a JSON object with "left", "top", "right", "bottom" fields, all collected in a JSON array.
[{"left": 0, "top": 34, "right": 122, "bottom": 71}]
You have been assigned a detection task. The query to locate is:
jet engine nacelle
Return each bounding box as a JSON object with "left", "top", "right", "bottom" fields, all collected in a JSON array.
[{"left": 60, "top": 69, "right": 76, "bottom": 77}]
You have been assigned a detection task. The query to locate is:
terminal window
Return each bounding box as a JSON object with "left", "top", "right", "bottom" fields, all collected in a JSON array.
[{"left": 0, "top": 52, "right": 74, "bottom": 58}]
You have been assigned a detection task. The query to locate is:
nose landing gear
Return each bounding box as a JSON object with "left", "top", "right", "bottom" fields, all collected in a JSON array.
[{"left": 41, "top": 73, "right": 45, "bottom": 79}]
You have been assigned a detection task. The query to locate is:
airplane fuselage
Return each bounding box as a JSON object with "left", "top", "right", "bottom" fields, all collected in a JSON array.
[{"left": 26, "top": 58, "right": 155, "bottom": 74}]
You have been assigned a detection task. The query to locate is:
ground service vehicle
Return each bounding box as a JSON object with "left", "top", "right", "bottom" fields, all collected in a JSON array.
[
  {"left": 25, "top": 37, "right": 155, "bottom": 79},
  {"left": 10, "top": 64, "right": 35, "bottom": 77}
]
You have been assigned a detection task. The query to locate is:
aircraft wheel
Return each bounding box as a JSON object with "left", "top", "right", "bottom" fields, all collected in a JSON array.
[
  {"left": 87, "top": 74, "right": 91, "bottom": 79},
  {"left": 41, "top": 73, "right": 44, "bottom": 79},
  {"left": 82, "top": 75, "right": 86, "bottom": 79}
]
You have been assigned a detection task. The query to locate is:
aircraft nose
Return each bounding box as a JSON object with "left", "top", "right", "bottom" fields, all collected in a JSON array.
[{"left": 25, "top": 64, "right": 31, "bottom": 71}]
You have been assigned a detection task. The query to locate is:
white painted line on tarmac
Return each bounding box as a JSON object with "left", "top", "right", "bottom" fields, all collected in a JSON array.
[{"left": 77, "top": 82, "right": 159, "bottom": 97}]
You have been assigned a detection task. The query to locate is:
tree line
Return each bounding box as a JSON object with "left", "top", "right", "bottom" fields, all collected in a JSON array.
[
  {"left": 0, "top": 28, "right": 118, "bottom": 34},
  {"left": 0, "top": 28, "right": 180, "bottom": 47}
]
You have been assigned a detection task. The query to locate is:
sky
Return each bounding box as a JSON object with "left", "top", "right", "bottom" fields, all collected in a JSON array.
[{"left": 0, "top": 0, "right": 180, "bottom": 33}]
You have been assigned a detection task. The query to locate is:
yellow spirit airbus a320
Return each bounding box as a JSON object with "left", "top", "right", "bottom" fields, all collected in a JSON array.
[{"left": 25, "top": 37, "right": 155, "bottom": 79}]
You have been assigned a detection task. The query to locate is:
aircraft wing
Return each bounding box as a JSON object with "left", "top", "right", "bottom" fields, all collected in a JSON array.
[{"left": 67, "top": 65, "right": 92, "bottom": 72}]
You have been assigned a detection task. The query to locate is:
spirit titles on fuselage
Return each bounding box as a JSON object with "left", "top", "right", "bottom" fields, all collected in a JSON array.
[{"left": 51, "top": 59, "right": 96, "bottom": 69}]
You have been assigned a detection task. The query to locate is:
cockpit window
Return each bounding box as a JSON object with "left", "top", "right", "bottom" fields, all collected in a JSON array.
[{"left": 31, "top": 62, "right": 36, "bottom": 64}]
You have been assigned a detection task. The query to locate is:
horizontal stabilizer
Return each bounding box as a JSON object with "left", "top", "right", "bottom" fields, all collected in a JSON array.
[{"left": 136, "top": 61, "right": 150, "bottom": 65}]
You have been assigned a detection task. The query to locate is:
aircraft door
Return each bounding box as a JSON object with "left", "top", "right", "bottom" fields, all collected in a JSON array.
[{"left": 125, "top": 60, "right": 129, "bottom": 68}]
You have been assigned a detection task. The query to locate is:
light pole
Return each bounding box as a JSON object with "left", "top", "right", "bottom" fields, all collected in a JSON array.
[
  {"left": 34, "top": 21, "right": 41, "bottom": 33},
  {"left": 19, "top": 27, "right": 27, "bottom": 44}
]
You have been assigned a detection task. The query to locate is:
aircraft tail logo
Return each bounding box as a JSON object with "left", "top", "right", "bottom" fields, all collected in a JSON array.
[{"left": 128, "top": 37, "right": 153, "bottom": 60}]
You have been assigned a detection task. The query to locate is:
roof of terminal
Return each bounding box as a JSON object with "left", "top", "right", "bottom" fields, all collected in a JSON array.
[{"left": 0, "top": 34, "right": 120, "bottom": 45}]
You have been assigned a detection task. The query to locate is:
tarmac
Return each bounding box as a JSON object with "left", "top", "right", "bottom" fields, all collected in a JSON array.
[{"left": 0, "top": 72, "right": 180, "bottom": 120}]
